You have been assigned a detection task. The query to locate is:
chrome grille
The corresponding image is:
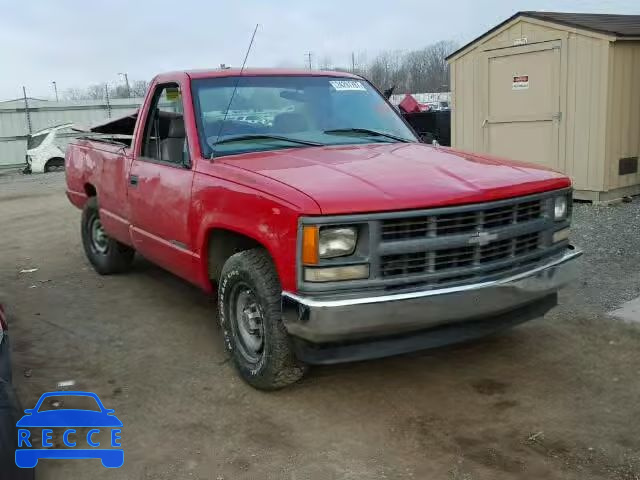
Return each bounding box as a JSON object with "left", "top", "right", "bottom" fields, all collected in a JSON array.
[
  {"left": 380, "top": 232, "right": 541, "bottom": 279},
  {"left": 381, "top": 199, "right": 542, "bottom": 241},
  {"left": 374, "top": 195, "right": 559, "bottom": 287}
]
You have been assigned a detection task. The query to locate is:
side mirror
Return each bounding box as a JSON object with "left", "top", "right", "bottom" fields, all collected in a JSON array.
[
  {"left": 105, "top": 409, "right": 115, "bottom": 415},
  {"left": 24, "top": 409, "right": 33, "bottom": 415},
  {"left": 420, "top": 133, "right": 435, "bottom": 144}
]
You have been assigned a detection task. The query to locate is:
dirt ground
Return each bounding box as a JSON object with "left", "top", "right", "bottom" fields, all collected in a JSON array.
[{"left": 1, "top": 171, "right": 639, "bottom": 480}]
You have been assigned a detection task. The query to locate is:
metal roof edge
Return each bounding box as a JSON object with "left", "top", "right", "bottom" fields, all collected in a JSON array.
[{"left": 447, "top": 11, "right": 625, "bottom": 62}]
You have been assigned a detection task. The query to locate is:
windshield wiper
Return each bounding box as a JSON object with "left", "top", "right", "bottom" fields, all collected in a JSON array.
[
  {"left": 213, "top": 134, "right": 323, "bottom": 147},
  {"left": 323, "top": 128, "right": 412, "bottom": 143}
]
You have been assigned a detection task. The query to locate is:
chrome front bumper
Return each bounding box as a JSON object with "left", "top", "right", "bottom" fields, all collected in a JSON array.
[{"left": 282, "top": 247, "right": 582, "bottom": 343}]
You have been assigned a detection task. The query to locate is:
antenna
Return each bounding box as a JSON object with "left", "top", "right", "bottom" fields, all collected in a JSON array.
[{"left": 210, "top": 23, "right": 259, "bottom": 159}]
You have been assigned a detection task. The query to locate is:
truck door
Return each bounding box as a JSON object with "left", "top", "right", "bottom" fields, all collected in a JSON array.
[{"left": 128, "top": 83, "right": 197, "bottom": 282}]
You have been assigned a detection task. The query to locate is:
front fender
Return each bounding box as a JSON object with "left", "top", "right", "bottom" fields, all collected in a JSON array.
[{"left": 191, "top": 178, "right": 303, "bottom": 293}]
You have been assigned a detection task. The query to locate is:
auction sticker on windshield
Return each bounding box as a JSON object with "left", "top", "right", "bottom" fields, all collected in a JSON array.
[{"left": 329, "top": 80, "right": 367, "bottom": 92}]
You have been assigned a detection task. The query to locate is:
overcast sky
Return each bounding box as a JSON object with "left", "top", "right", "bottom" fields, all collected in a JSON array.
[{"left": 1, "top": 0, "right": 638, "bottom": 100}]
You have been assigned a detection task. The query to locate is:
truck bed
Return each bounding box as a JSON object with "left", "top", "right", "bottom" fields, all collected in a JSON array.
[{"left": 65, "top": 139, "right": 133, "bottom": 246}]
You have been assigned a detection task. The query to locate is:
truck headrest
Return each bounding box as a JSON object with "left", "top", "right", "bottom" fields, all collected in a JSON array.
[{"left": 168, "top": 117, "right": 185, "bottom": 138}]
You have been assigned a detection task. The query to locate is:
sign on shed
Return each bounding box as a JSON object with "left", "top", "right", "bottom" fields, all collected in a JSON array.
[{"left": 512, "top": 75, "right": 529, "bottom": 90}]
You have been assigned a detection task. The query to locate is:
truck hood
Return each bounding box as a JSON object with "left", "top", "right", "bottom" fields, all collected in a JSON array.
[{"left": 219, "top": 143, "right": 570, "bottom": 215}]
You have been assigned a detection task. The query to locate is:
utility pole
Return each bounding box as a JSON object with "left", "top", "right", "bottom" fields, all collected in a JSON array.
[
  {"left": 305, "top": 52, "right": 313, "bottom": 70},
  {"left": 22, "top": 86, "right": 32, "bottom": 134},
  {"left": 51, "top": 81, "right": 59, "bottom": 102},
  {"left": 105, "top": 84, "right": 112, "bottom": 118},
  {"left": 118, "top": 72, "right": 131, "bottom": 98}
]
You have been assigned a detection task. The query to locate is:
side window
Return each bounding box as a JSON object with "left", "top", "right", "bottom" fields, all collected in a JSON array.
[{"left": 141, "top": 84, "right": 189, "bottom": 166}]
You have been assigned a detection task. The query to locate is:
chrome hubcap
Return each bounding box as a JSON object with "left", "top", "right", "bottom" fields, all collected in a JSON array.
[
  {"left": 234, "top": 288, "right": 264, "bottom": 362},
  {"left": 90, "top": 217, "right": 109, "bottom": 254}
]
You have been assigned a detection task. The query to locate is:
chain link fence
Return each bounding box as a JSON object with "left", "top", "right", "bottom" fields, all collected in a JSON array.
[{"left": 0, "top": 91, "right": 143, "bottom": 169}]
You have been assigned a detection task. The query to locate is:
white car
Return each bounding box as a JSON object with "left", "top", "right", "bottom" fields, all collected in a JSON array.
[{"left": 25, "top": 123, "right": 74, "bottom": 174}]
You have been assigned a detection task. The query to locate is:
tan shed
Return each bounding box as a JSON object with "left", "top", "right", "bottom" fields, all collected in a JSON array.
[{"left": 447, "top": 11, "right": 640, "bottom": 201}]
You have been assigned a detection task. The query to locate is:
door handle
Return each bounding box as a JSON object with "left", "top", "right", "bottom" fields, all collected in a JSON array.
[{"left": 129, "top": 174, "right": 139, "bottom": 187}]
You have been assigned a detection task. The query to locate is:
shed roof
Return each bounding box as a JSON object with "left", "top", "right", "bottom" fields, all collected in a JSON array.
[
  {"left": 447, "top": 11, "right": 640, "bottom": 61},
  {"left": 525, "top": 11, "right": 640, "bottom": 37}
]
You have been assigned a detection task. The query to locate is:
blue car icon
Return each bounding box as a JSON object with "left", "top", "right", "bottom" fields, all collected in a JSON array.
[{"left": 15, "top": 391, "right": 123, "bottom": 468}]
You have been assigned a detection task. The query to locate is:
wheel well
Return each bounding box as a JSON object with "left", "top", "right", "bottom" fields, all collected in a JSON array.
[
  {"left": 45, "top": 157, "right": 65, "bottom": 170},
  {"left": 84, "top": 183, "right": 97, "bottom": 197},
  {"left": 207, "top": 229, "right": 263, "bottom": 284}
]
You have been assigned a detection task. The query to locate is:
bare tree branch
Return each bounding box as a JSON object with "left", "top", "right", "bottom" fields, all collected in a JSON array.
[
  {"left": 61, "top": 79, "right": 150, "bottom": 101},
  {"left": 57, "top": 41, "right": 456, "bottom": 104},
  {"left": 350, "top": 40, "right": 458, "bottom": 93}
]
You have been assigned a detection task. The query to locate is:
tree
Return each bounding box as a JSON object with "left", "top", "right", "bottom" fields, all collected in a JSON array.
[
  {"left": 61, "top": 79, "right": 150, "bottom": 101},
  {"left": 130, "top": 80, "right": 150, "bottom": 98},
  {"left": 86, "top": 83, "right": 108, "bottom": 100},
  {"left": 55, "top": 40, "right": 458, "bottom": 104},
  {"left": 318, "top": 55, "right": 333, "bottom": 70},
  {"left": 366, "top": 50, "right": 406, "bottom": 92},
  {"left": 321, "top": 40, "right": 458, "bottom": 94},
  {"left": 418, "top": 40, "right": 457, "bottom": 92},
  {"left": 61, "top": 87, "right": 85, "bottom": 101}
]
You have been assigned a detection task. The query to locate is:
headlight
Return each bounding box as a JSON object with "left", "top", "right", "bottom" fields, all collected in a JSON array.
[
  {"left": 554, "top": 196, "right": 568, "bottom": 220},
  {"left": 318, "top": 227, "right": 357, "bottom": 259}
]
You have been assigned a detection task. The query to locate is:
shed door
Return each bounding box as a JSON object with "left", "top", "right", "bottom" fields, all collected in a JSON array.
[{"left": 483, "top": 41, "right": 561, "bottom": 169}]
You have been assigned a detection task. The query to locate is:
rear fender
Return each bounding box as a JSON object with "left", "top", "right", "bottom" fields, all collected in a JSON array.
[{"left": 65, "top": 143, "right": 93, "bottom": 209}]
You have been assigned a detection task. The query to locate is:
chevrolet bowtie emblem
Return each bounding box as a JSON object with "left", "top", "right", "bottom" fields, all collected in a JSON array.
[{"left": 468, "top": 231, "right": 498, "bottom": 246}]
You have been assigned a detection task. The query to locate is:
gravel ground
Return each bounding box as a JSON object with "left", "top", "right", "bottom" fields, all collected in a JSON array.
[
  {"left": 570, "top": 201, "right": 640, "bottom": 311},
  {"left": 1, "top": 171, "right": 639, "bottom": 480}
]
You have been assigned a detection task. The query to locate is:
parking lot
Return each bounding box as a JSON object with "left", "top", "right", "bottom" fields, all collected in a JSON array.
[{"left": 1, "top": 170, "right": 639, "bottom": 480}]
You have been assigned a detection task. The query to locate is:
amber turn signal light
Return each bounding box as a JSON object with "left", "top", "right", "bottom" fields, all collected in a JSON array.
[{"left": 302, "top": 226, "right": 319, "bottom": 265}]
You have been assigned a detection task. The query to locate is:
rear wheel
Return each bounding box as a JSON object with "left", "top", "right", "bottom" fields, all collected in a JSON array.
[
  {"left": 218, "top": 248, "right": 307, "bottom": 390},
  {"left": 81, "top": 197, "right": 134, "bottom": 274},
  {"left": 44, "top": 157, "right": 64, "bottom": 172}
]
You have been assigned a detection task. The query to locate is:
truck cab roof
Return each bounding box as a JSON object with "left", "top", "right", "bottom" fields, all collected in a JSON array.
[
  {"left": 148, "top": 69, "right": 363, "bottom": 86},
  {"left": 179, "top": 68, "right": 362, "bottom": 80}
]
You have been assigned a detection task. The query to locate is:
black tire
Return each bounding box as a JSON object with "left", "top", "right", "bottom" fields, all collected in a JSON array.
[
  {"left": 81, "top": 197, "right": 134, "bottom": 275},
  {"left": 218, "top": 248, "right": 307, "bottom": 390},
  {"left": 44, "top": 157, "right": 64, "bottom": 173},
  {"left": 0, "top": 380, "right": 35, "bottom": 479}
]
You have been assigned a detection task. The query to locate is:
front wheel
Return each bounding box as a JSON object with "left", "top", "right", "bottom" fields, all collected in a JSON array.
[
  {"left": 218, "top": 248, "right": 307, "bottom": 390},
  {"left": 81, "top": 197, "right": 134, "bottom": 275}
]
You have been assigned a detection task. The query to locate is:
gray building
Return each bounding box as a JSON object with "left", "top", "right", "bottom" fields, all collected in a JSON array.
[{"left": 0, "top": 97, "right": 143, "bottom": 168}]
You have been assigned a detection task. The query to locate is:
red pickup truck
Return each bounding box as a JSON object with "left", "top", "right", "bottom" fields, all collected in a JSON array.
[{"left": 66, "top": 69, "right": 581, "bottom": 389}]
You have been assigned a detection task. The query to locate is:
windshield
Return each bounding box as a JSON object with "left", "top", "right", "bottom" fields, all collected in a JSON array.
[{"left": 192, "top": 76, "right": 417, "bottom": 158}]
